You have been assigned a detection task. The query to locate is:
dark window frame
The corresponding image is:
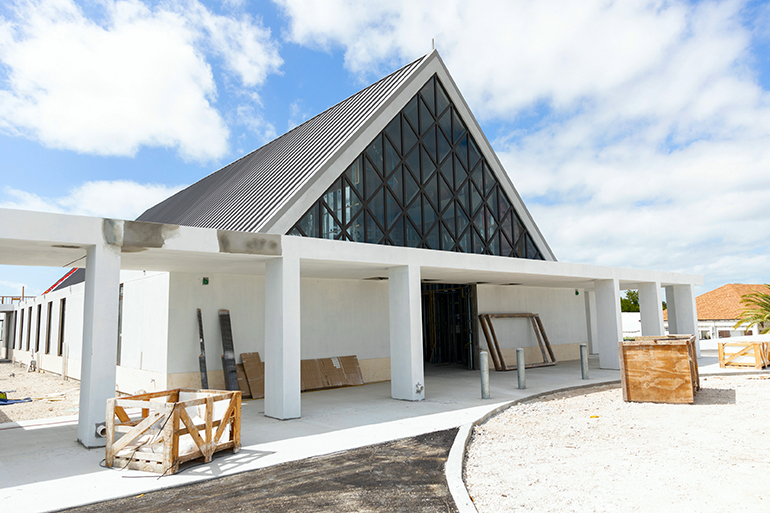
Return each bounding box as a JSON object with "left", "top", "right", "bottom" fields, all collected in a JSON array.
[{"left": 289, "top": 75, "right": 544, "bottom": 260}]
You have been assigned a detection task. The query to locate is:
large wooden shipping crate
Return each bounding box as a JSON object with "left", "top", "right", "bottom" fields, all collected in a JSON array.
[
  {"left": 619, "top": 335, "right": 699, "bottom": 404},
  {"left": 105, "top": 389, "right": 241, "bottom": 475}
]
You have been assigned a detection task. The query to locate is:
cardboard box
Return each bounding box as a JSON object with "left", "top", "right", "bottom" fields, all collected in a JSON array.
[
  {"left": 340, "top": 355, "right": 364, "bottom": 385},
  {"left": 321, "top": 357, "right": 347, "bottom": 388}
]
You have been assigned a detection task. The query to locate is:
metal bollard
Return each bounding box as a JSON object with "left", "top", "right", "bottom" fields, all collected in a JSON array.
[
  {"left": 516, "top": 348, "right": 526, "bottom": 389},
  {"left": 480, "top": 351, "right": 490, "bottom": 399},
  {"left": 580, "top": 343, "right": 589, "bottom": 380}
]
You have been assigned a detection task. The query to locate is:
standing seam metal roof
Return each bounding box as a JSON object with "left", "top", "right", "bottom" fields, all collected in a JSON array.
[{"left": 137, "top": 55, "right": 427, "bottom": 232}]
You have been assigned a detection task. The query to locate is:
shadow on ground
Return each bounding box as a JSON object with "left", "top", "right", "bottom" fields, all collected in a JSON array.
[{"left": 57, "top": 429, "right": 460, "bottom": 513}]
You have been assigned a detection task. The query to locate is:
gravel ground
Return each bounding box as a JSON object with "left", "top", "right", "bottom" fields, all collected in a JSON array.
[
  {"left": 0, "top": 361, "right": 80, "bottom": 423},
  {"left": 464, "top": 375, "right": 770, "bottom": 513}
]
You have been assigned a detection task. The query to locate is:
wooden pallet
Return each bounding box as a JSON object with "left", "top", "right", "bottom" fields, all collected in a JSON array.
[
  {"left": 478, "top": 313, "right": 556, "bottom": 371},
  {"left": 105, "top": 388, "right": 241, "bottom": 475},
  {"left": 619, "top": 335, "right": 697, "bottom": 404},
  {"left": 718, "top": 341, "right": 769, "bottom": 369}
]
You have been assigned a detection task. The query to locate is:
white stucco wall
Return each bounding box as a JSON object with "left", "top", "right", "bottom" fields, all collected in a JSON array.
[
  {"left": 300, "top": 278, "right": 390, "bottom": 360},
  {"left": 118, "top": 271, "right": 169, "bottom": 372},
  {"left": 166, "top": 272, "right": 266, "bottom": 376},
  {"left": 476, "top": 285, "right": 588, "bottom": 363},
  {"left": 165, "top": 273, "right": 392, "bottom": 385}
]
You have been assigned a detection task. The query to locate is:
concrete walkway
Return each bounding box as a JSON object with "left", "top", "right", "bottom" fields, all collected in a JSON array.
[{"left": 0, "top": 355, "right": 762, "bottom": 513}]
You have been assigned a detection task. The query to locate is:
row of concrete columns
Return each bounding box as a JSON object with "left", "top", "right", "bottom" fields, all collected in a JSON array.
[
  {"left": 74, "top": 247, "right": 700, "bottom": 445},
  {"left": 262, "top": 259, "right": 425, "bottom": 420},
  {"left": 589, "top": 279, "right": 699, "bottom": 370}
]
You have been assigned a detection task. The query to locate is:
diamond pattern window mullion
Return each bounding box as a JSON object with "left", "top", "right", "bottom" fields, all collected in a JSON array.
[{"left": 289, "top": 73, "right": 544, "bottom": 261}]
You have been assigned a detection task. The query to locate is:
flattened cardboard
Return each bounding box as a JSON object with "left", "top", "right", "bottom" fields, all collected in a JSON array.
[
  {"left": 235, "top": 363, "right": 252, "bottom": 398},
  {"left": 321, "top": 357, "right": 347, "bottom": 388},
  {"left": 240, "top": 352, "right": 264, "bottom": 399},
  {"left": 339, "top": 355, "right": 364, "bottom": 385},
  {"left": 301, "top": 359, "right": 328, "bottom": 391}
]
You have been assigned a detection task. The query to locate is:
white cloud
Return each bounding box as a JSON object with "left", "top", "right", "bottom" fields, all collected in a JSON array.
[
  {"left": 0, "top": 0, "right": 282, "bottom": 162},
  {"left": 276, "top": 0, "right": 770, "bottom": 292},
  {"left": 287, "top": 99, "right": 313, "bottom": 130},
  {"left": 0, "top": 180, "right": 185, "bottom": 220}
]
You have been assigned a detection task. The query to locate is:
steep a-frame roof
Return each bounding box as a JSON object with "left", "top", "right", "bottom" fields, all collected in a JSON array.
[
  {"left": 138, "top": 55, "right": 426, "bottom": 233},
  {"left": 139, "top": 50, "right": 556, "bottom": 260}
]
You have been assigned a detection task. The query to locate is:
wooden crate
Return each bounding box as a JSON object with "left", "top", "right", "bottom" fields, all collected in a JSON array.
[
  {"left": 619, "top": 335, "right": 698, "bottom": 404},
  {"left": 105, "top": 388, "right": 241, "bottom": 475},
  {"left": 718, "top": 341, "right": 769, "bottom": 369}
]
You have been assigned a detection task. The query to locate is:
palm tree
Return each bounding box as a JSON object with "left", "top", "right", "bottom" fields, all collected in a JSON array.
[{"left": 733, "top": 284, "right": 770, "bottom": 334}]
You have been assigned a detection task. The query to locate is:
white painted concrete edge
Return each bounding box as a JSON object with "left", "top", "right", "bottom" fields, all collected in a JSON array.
[{"left": 445, "top": 422, "right": 477, "bottom": 513}]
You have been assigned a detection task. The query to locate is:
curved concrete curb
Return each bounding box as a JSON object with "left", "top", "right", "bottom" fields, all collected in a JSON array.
[
  {"left": 445, "top": 422, "right": 477, "bottom": 512},
  {"left": 445, "top": 381, "right": 622, "bottom": 512}
]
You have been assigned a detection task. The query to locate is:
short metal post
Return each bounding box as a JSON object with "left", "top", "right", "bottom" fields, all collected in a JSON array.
[
  {"left": 516, "top": 348, "right": 525, "bottom": 389},
  {"left": 480, "top": 351, "right": 490, "bottom": 399},
  {"left": 580, "top": 343, "right": 589, "bottom": 380}
]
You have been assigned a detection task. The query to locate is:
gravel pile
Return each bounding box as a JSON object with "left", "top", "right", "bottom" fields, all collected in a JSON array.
[
  {"left": 465, "top": 375, "right": 770, "bottom": 513},
  {"left": 0, "top": 361, "right": 80, "bottom": 423}
]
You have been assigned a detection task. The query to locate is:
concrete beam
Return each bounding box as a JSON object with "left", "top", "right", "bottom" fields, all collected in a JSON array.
[
  {"left": 264, "top": 255, "right": 301, "bottom": 420},
  {"left": 388, "top": 264, "right": 425, "bottom": 401},
  {"left": 638, "top": 282, "right": 664, "bottom": 336},
  {"left": 77, "top": 242, "right": 121, "bottom": 448},
  {"left": 595, "top": 279, "right": 622, "bottom": 370}
]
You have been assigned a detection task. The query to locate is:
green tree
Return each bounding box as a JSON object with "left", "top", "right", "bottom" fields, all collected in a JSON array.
[
  {"left": 620, "top": 290, "right": 639, "bottom": 312},
  {"left": 733, "top": 284, "right": 770, "bottom": 334}
]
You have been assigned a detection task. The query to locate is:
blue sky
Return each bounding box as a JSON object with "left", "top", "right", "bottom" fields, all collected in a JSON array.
[{"left": 0, "top": 0, "right": 769, "bottom": 297}]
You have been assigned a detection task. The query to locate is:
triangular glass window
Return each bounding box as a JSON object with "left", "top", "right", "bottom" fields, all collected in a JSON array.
[
  {"left": 403, "top": 118, "right": 418, "bottom": 155},
  {"left": 452, "top": 109, "right": 466, "bottom": 143},
  {"left": 388, "top": 165, "right": 403, "bottom": 204},
  {"left": 366, "top": 135, "right": 383, "bottom": 173},
  {"left": 420, "top": 98, "right": 433, "bottom": 134},
  {"left": 436, "top": 82, "right": 450, "bottom": 117},
  {"left": 289, "top": 73, "right": 544, "bottom": 260},
  {"left": 406, "top": 218, "right": 420, "bottom": 247},
  {"left": 421, "top": 78, "right": 435, "bottom": 114},
  {"left": 385, "top": 116, "right": 401, "bottom": 155},
  {"left": 404, "top": 96, "right": 419, "bottom": 133}
]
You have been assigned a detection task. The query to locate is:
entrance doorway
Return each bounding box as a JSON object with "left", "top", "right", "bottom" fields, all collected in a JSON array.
[{"left": 421, "top": 283, "right": 477, "bottom": 370}]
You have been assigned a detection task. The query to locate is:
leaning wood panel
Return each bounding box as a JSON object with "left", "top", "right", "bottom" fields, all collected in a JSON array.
[
  {"left": 620, "top": 340, "right": 696, "bottom": 404},
  {"left": 105, "top": 389, "right": 241, "bottom": 475}
]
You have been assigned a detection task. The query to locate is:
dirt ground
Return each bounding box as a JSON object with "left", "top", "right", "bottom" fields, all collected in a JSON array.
[
  {"left": 0, "top": 360, "right": 80, "bottom": 423},
  {"left": 58, "top": 429, "right": 459, "bottom": 513},
  {"left": 465, "top": 375, "right": 770, "bottom": 513}
]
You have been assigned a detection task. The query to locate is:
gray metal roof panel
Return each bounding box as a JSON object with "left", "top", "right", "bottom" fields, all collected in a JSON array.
[{"left": 138, "top": 55, "right": 426, "bottom": 232}]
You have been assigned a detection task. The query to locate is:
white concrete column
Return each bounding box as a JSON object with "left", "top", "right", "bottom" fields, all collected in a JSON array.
[
  {"left": 584, "top": 290, "right": 598, "bottom": 355},
  {"left": 671, "top": 284, "right": 700, "bottom": 356},
  {"left": 595, "top": 279, "right": 623, "bottom": 370},
  {"left": 388, "top": 264, "right": 425, "bottom": 401},
  {"left": 638, "top": 282, "right": 664, "bottom": 336},
  {"left": 78, "top": 242, "right": 121, "bottom": 448},
  {"left": 264, "top": 255, "right": 301, "bottom": 420},
  {"left": 664, "top": 285, "right": 677, "bottom": 335}
]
